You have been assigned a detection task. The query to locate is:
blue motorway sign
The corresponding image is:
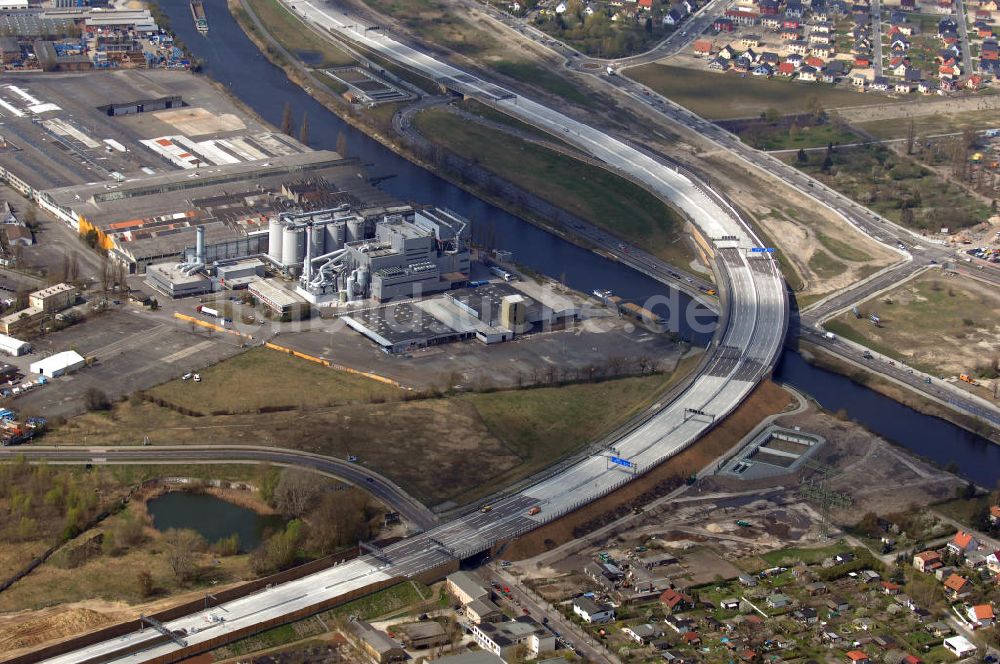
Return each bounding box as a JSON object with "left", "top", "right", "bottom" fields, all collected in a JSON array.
[
  {"left": 750, "top": 247, "right": 775, "bottom": 253},
  {"left": 609, "top": 456, "right": 635, "bottom": 469}
]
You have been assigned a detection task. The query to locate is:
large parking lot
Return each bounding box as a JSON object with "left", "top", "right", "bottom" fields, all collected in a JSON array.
[{"left": 6, "top": 307, "right": 243, "bottom": 418}]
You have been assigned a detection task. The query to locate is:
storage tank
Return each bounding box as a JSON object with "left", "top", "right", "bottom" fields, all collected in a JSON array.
[
  {"left": 281, "top": 226, "right": 303, "bottom": 267},
  {"left": 345, "top": 279, "right": 356, "bottom": 300},
  {"left": 310, "top": 224, "right": 324, "bottom": 257},
  {"left": 357, "top": 268, "right": 369, "bottom": 290},
  {"left": 268, "top": 218, "right": 283, "bottom": 263},
  {"left": 325, "top": 221, "right": 346, "bottom": 250},
  {"left": 347, "top": 217, "right": 364, "bottom": 243}
]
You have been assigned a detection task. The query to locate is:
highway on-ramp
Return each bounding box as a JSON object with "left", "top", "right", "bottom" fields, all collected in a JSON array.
[{"left": 30, "top": 8, "right": 789, "bottom": 663}]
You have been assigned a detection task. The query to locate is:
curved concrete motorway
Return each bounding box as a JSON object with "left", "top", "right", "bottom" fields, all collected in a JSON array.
[
  {"left": 36, "top": 9, "right": 788, "bottom": 663},
  {"left": 0, "top": 445, "right": 437, "bottom": 530}
]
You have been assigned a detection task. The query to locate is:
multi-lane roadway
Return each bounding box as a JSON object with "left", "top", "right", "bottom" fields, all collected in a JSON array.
[{"left": 34, "top": 5, "right": 789, "bottom": 662}]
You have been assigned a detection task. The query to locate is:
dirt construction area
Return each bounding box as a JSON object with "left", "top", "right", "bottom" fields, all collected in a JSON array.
[
  {"left": 826, "top": 269, "right": 1000, "bottom": 388},
  {"left": 510, "top": 394, "right": 966, "bottom": 590}
]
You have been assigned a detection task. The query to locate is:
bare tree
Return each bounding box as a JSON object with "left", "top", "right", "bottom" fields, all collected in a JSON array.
[
  {"left": 299, "top": 112, "right": 310, "bottom": 147},
  {"left": 281, "top": 102, "right": 294, "bottom": 136},
  {"left": 273, "top": 468, "right": 320, "bottom": 517},
  {"left": 162, "top": 528, "right": 205, "bottom": 583}
]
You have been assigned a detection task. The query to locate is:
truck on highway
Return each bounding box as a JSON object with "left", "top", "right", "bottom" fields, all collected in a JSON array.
[
  {"left": 481, "top": 504, "right": 493, "bottom": 513},
  {"left": 527, "top": 506, "right": 541, "bottom": 516},
  {"left": 824, "top": 332, "right": 836, "bottom": 341}
]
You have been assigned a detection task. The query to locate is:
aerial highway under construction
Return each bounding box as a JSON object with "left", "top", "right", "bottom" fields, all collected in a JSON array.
[{"left": 32, "top": 6, "right": 789, "bottom": 663}]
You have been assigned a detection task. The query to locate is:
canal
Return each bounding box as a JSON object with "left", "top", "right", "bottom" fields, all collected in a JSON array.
[{"left": 159, "top": 0, "right": 1000, "bottom": 485}]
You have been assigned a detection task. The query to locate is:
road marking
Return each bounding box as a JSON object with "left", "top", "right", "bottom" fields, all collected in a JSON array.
[{"left": 162, "top": 340, "right": 216, "bottom": 364}]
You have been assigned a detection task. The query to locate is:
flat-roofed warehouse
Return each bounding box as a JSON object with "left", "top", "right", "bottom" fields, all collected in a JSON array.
[
  {"left": 0, "top": 70, "right": 299, "bottom": 194},
  {"left": 39, "top": 151, "right": 401, "bottom": 272}
]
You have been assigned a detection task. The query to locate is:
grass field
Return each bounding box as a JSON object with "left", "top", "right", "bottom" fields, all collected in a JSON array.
[
  {"left": 749, "top": 123, "right": 860, "bottom": 150},
  {"left": 148, "top": 347, "right": 404, "bottom": 414},
  {"left": 816, "top": 232, "right": 873, "bottom": 263},
  {"left": 759, "top": 543, "right": 853, "bottom": 566},
  {"left": 786, "top": 144, "right": 991, "bottom": 231},
  {"left": 51, "top": 351, "right": 690, "bottom": 506},
  {"left": 493, "top": 61, "right": 595, "bottom": 109},
  {"left": 626, "top": 64, "right": 916, "bottom": 120},
  {"left": 413, "top": 108, "right": 694, "bottom": 268},
  {"left": 823, "top": 271, "right": 1000, "bottom": 380},
  {"left": 244, "top": 0, "right": 355, "bottom": 67}
]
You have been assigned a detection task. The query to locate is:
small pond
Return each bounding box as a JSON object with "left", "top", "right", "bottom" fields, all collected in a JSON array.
[{"left": 146, "top": 491, "right": 284, "bottom": 551}]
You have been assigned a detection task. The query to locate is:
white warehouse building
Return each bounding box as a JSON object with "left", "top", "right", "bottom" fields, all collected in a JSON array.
[{"left": 30, "top": 350, "right": 86, "bottom": 377}]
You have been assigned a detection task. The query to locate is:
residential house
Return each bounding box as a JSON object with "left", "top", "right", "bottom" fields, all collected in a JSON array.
[
  {"left": 665, "top": 615, "right": 696, "bottom": 633},
  {"left": 797, "top": 64, "right": 818, "bottom": 80},
  {"left": 966, "top": 74, "right": 984, "bottom": 90},
  {"left": 760, "top": 0, "right": 781, "bottom": 12},
  {"left": 793, "top": 607, "right": 819, "bottom": 624},
  {"left": 847, "top": 651, "right": 870, "bottom": 664},
  {"left": 664, "top": 8, "right": 685, "bottom": 25},
  {"left": 894, "top": 81, "right": 913, "bottom": 93},
  {"left": 780, "top": 27, "right": 802, "bottom": 40},
  {"left": 760, "top": 51, "right": 781, "bottom": 64},
  {"left": 719, "top": 44, "right": 738, "bottom": 59},
  {"left": 660, "top": 588, "right": 695, "bottom": 613},
  {"left": 738, "top": 574, "right": 758, "bottom": 587},
  {"left": 787, "top": 0, "right": 804, "bottom": 16},
  {"left": 854, "top": 55, "right": 871, "bottom": 67},
  {"left": 762, "top": 15, "right": 782, "bottom": 28},
  {"left": 900, "top": 0, "right": 916, "bottom": 8},
  {"left": 985, "top": 550, "right": 1000, "bottom": 573},
  {"left": 821, "top": 60, "right": 846, "bottom": 81},
  {"left": 693, "top": 39, "right": 713, "bottom": 56},
  {"left": 572, "top": 597, "right": 615, "bottom": 624},
  {"left": 741, "top": 34, "right": 762, "bottom": 47},
  {"left": 926, "top": 621, "right": 953, "bottom": 637},
  {"left": 918, "top": 80, "right": 938, "bottom": 93},
  {"left": 948, "top": 531, "right": 979, "bottom": 556},
  {"left": 826, "top": 596, "right": 851, "bottom": 613},
  {"left": 624, "top": 624, "right": 664, "bottom": 644},
  {"left": 852, "top": 72, "right": 869, "bottom": 87},
  {"left": 788, "top": 39, "right": 811, "bottom": 54},
  {"left": 813, "top": 44, "right": 834, "bottom": 57},
  {"left": 724, "top": 9, "right": 759, "bottom": 25},
  {"left": 881, "top": 581, "right": 902, "bottom": 595},
  {"left": 786, "top": 52, "right": 805, "bottom": 66},
  {"left": 713, "top": 17, "right": 735, "bottom": 31},
  {"left": 805, "top": 55, "right": 825, "bottom": 67},
  {"left": 681, "top": 631, "right": 701, "bottom": 646},
  {"left": 766, "top": 593, "right": 792, "bottom": 609},
  {"left": 805, "top": 581, "right": 829, "bottom": 595},
  {"left": 777, "top": 61, "right": 797, "bottom": 76},
  {"left": 968, "top": 604, "right": 995, "bottom": 628},
  {"left": 720, "top": 598, "right": 740, "bottom": 610},
  {"left": 943, "top": 573, "right": 972, "bottom": 600},
  {"left": 708, "top": 56, "right": 730, "bottom": 70}
]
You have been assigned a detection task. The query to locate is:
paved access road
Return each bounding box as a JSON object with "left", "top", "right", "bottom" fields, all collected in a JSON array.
[
  {"left": 0, "top": 445, "right": 438, "bottom": 530},
  {"left": 37, "top": 4, "right": 788, "bottom": 661}
]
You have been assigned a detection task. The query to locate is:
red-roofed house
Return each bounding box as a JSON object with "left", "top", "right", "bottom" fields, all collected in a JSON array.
[
  {"left": 806, "top": 55, "right": 825, "bottom": 67},
  {"left": 881, "top": 581, "right": 902, "bottom": 595},
  {"left": 968, "top": 604, "right": 995, "bottom": 628},
  {"left": 948, "top": 530, "right": 979, "bottom": 556},
  {"left": 660, "top": 588, "right": 695, "bottom": 612},
  {"left": 855, "top": 56, "right": 871, "bottom": 67},
  {"left": 682, "top": 631, "right": 701, "bottom": 645},
  {"left": 693, "top": 39, "right": 713, "bottom": 55},
  {"left": 967, "top": 74, "right": 983, "bottom": 90},
  {"left": 944, "top": 573, "right": 972, "bottom": 599},
  {"left": 777, "top": 61, "right": 796, "bottom": 76},
  {"left": 986, "top": 550, "right": 1000, "bottom": 573},
  {"left": 638, "top": 0, "right": 653, "bottom": 8},
  {"left": 913, "top": 550, "right": 943, "bottom": 573},
  {"left": 903, "top": 656, "right": 922, "bottom": 664},
  {"left": 847, "top": 651, "right": 870, "bottom": 664},
  {"left": 990, "top": 505, "right": 1000, "bottom": 525}
]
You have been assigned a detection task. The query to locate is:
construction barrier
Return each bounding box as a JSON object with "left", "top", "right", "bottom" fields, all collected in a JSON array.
[
  {"left": 264, "top": 342, "right": 407, "bottom": 389},
  {"left": 173, "top": 313, "right": 250, "bottom": 340}
]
